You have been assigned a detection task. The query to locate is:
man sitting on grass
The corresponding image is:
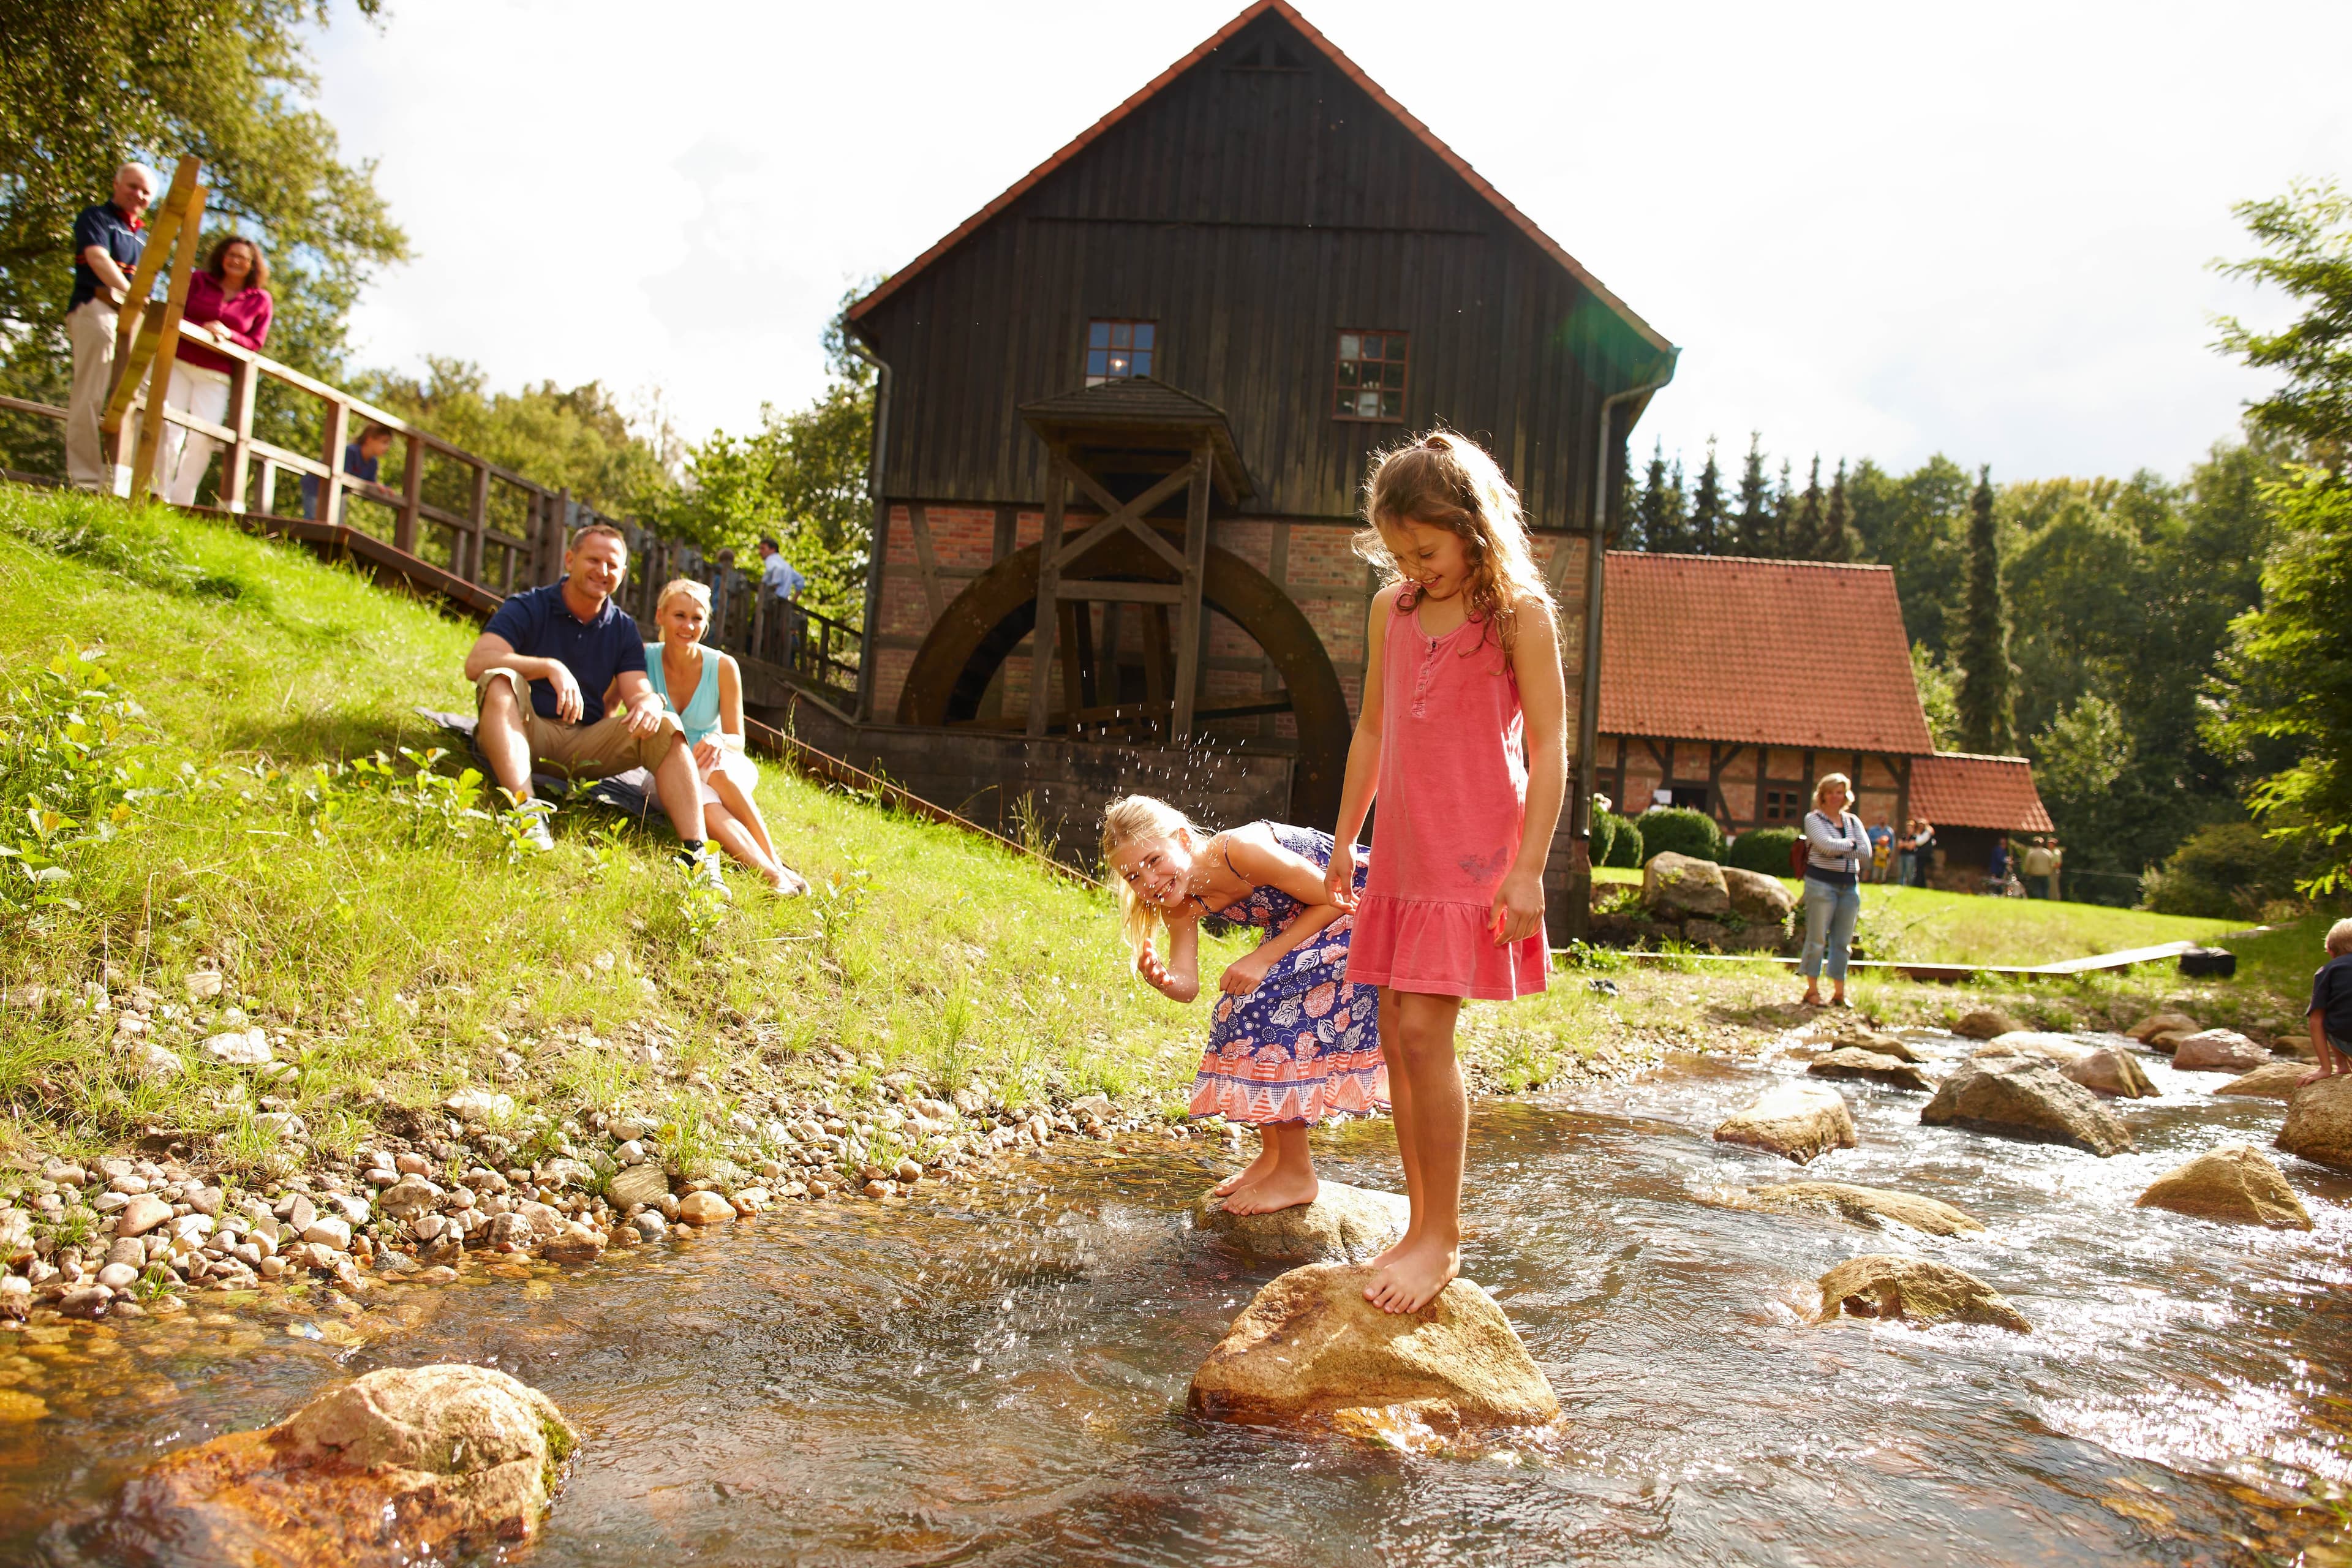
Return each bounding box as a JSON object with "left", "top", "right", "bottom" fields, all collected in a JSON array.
[{"left": 462, "top": 523, "right": 727, "bottom": 895}]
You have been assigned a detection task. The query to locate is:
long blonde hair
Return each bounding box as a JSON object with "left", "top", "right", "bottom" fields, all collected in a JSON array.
[
  {"left": 1101, "top": 794, "right": 1204, "bottom": 958},
  {"left": 1354, "top": 429, "right": 1555, "bottom": 655}
]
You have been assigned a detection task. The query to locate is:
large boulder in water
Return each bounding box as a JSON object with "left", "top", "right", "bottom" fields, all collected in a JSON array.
[
  {"left": 1187, "top": 1263, "right": 1559, "bottom": 1439},
  {"left": 1806, "top": 1048, "right": 1933, "bottom": 1092},
  {"left": 2062, "top": 1046, "right": 2158, "bottom": 1099},
  {"left": 1831, "top": 1025, "right": 1925, "bottom": 1063},
  {"left": 1978, "top": 1030, "right": 2088, "bottom": 1066},
  {"left": 1814, "top": 1255, "right": 2031, "bottom": 1333},
  {"left": 1643, "top": 852, "right": 1730, "bottom": 919},
  {"left": 1717, "top": 1181, "right": 1984, "bottom": 1237},
  {"left": 2212, "top": 1061, "right": 2310, "bottom": 1101},
  {"left": 2136, "top": 1144, "right": 2312, "bottom": 1230},
  {"left": 2278, "top": 1076, "right": 2352, "bottom": 1169},
  {"left": 1954, "top": 1008, "right": 2026, "bottom": 1041},
  {"left": 2127, "top": 1010, "right": 2201, "bottom": 1043},
  {"left": 1713, "top": 1082, "right": 1856, "bottom": 1164},
  {"left": 2171, "top": 1029, "right": 2269, "bottom": 1073},
  {"left": 1721, "top": 865, "right": 1796, "bottom": 922},
  {"left": 1920, "top": 1055, "right": 2135, "bottom": 1156},
  {"left": 1193, "top": 1182, "right": 1409, "bottom": 1265},
  {"left": 110, "top": 1364, "right": 576, "bottom": 1566}
]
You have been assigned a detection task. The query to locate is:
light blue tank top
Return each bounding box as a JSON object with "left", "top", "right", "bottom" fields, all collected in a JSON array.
[{"left": 642, "top": 643, "right": 722, "bottom": 745}]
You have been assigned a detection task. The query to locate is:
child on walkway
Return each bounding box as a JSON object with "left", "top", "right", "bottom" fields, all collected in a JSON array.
[
  {"left": 1327, "top": 431, "right": 1567, "bottom": 1314},
  {"left": 1102, "top": 796, "right": 1384, "bottom": 1215}
]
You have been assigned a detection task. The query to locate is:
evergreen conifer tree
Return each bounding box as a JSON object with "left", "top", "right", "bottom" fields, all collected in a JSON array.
[
  {"left": 1955, "top": 464, "right": 2014, "bottom": 752},
  {"left": 1690, "top": 439, "right": 1725, "bottom": 554},
  {"left": 1634, "top": 440, "right": 1674, "bottom": 551},
  {"left": 1734, "top": 433, "right": 1771, "bottom": 556},
  {"left": 1820, "top": 458, "right": 1855, "bottom": 562},
  {"left": 1792, "top": 457, "right": 1825, "bottom": 558},
  {"left": 1773, "top": 459, "right": 1796, "bottom": 557}
]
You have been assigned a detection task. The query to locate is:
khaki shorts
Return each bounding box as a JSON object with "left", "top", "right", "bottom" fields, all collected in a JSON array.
[{"left": 475, "top": 668, "right": 682, "bottom": 779}]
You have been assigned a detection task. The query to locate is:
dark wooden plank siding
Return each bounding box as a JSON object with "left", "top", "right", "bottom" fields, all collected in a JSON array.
[{"left": 857, "top": 10, "right": 1662, "bottom": 529}]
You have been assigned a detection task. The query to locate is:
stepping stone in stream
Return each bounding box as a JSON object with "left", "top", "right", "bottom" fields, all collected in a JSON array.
[
  {"left": 2136, "top": 1144, "right": 2311, "bottom": 1230},
  {"left": 1806, "top": 1048, "right": 1933, "bottom": 1093},
  {"left": 1193, "top": 1182, "right": 1409, "bottom": 1265},
  {"left": 1713, "top": 1082, "right": 1856, "bottom": 1165},
  {"left": 1711, "top": 1181, "right": 1985, "bottom": 1237},
  {"left": 1814, "top": 1255, "right": 2030, "bottom": 1333}
]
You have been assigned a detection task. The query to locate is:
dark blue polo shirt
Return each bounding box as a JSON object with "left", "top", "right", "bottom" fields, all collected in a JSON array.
[
  {"left": 482, "top": 580, "right": 647, "bottom": 726},
  {"left": 2310, "top": 954, "right": 2352, "bottom": 1042},
  {"left": 70, "top": 203, "right": 145, "bottom": 314}
]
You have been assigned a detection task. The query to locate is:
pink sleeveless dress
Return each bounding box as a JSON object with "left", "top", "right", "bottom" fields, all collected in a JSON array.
[{"left": 1344, "top": 593, "right": 1548, "bottom": 1000}]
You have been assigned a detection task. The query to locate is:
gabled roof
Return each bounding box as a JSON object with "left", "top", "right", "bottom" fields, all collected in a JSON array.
[
  {"left": 1910, "top": 753, "right": 2055, "bottom": 834},
  {"left": 1019, "top": 377, "right": 1255, "bottom": 501},
  {"left": 845, "top": 0, "right": 1667, "bottom": 354},
  {"left": 1599, "top": 552, "right": 1937, "bottom": 755}
]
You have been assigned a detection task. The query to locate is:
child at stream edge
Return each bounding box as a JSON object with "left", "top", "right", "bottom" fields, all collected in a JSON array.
[
  {"left": 1327, "top": 430, "right": 1569, "bottom": 1315},
  {"left": 2302, "top": 916, "right": 2352, "bottom": 1087},
  {"left": 1102, "top": 796, "right": 1386, "bottom": 1215}
]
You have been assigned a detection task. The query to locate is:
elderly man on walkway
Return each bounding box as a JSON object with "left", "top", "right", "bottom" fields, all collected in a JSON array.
[
  {"left": 65, "top": 163, "right": 157, "bottom": 489},
  {"left": 463, "top": 524, "right": 728, "bottom": 894}
]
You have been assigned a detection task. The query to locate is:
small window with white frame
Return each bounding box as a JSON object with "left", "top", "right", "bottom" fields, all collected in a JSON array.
[{"left": 1335, "top": 330, "right": 1408, "bottom": 420}]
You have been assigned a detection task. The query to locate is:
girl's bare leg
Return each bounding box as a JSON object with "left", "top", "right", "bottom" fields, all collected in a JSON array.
[
  {"left": 1220, "top": 1121, "right": 1319, "bottom": 1214},
  {"left": 1366, "top": 989, "right": 1464, "bottom": 1315},
  {"left": 1212, "top": 1127, "right": 1276, "bottom": 1196},
  {"left": 702, "top": 803, "right": 784, "bottom": 886},
  {"left": 710, "top": 760, "right": 802, "bottom": 891}
]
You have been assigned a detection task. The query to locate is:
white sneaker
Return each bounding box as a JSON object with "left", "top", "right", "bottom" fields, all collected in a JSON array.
[
  {"left": 505, "top": 805, "right": 556, "bottom": 853},
  {"left": 683, "top": 850, "right": 730, "bottom": 900}
]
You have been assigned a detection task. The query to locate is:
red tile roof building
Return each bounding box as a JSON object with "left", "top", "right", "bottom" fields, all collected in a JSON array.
[{"left": 1593, "top": 553, "right": 2052, "bottom": 877}]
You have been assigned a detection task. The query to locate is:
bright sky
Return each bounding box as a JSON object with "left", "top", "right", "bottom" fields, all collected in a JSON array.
[{"left": 317, "top": 0, "right": 2352, "bottom": 485}]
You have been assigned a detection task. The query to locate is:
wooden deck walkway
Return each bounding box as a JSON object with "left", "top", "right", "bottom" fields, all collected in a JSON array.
[{"left": 1586, "top": 939, "right": 2203, "bottom": 982}]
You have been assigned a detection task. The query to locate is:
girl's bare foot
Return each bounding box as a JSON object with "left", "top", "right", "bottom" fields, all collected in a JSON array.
[
  {"left": 2299, "top": 1066, "right": 2331, "bottom": 1087},
  {"left": 1221, "top": 1169, "right": 1319, "bottom": 1215},
  {"left": 1364, "top": 1234, "right": 1459, "bottom": 1314},
  {"left": 764, "top": 867, "right": 809, "bottom": 897},
  {"left": 1211, "top": 1142, "right": 1276, "bottom": 1197}
]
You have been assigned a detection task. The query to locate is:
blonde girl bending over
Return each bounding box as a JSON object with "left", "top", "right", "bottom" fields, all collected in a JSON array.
[
  {"left": 1329, "top": 430, "right": 1568, "bottom": 1314},
  {"left": 637, "top": 579, "right": 807, "bottom": 896}
]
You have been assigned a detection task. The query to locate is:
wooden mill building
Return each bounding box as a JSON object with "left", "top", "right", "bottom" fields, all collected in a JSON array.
[{"left": 806, "top": 0, "right": 1678, "bottom": 932}]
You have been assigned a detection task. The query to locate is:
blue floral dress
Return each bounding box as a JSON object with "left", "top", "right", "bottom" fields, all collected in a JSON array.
[{"left": 1189, "top": 822, "right": 1387, "bottom": 1125}]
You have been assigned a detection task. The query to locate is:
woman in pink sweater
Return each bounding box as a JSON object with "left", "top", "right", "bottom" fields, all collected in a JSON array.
[{"left": 159, "top": 234, "right": 273, "bottom": 505}]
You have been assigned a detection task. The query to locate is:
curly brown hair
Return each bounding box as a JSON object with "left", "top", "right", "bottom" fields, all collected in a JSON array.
[{"left": 1352, "top": 429, "right": 1555, "bottom": 656}]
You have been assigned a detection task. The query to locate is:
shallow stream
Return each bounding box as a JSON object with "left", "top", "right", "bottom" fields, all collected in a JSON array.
[{"left": 4, "top": 1029, "right": 2350, "bottom": 1565}]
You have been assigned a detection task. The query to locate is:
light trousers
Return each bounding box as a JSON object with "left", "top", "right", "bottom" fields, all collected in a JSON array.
[
  {"left": 158, "top": 362, "right": 232, "bottom": 505},
  {"left": 65, "top": 300, "right": 119, "bottom": 488},
  {"left": 1801, "top": 875, "right": 1863, "bottom": 982}
]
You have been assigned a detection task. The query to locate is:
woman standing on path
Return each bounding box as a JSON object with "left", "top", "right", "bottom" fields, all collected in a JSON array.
[
  {"left": 160, "top": 234, "right": 273, "bottom": 505},
  {"left": 1800, "top": 774, "right": 1870, "bottom": 1009}
]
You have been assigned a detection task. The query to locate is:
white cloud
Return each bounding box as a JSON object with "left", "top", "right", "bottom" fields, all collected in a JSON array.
[{"left": 314, "top": 0, "right": 2351, "bottom": 480}]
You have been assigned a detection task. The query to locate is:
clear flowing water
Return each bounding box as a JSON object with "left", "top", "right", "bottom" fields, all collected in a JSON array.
[{"left": 6, "top": 1031, "right": 2350, "bottom": 1565}]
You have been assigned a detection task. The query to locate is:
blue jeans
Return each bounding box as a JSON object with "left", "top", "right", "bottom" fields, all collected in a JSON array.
[
  {"left": 1802, "top": 876, "right": 1862, "bottom": 982},
  {"left": 1897, "top": 851, "right": 1917, "bottom": 886}
]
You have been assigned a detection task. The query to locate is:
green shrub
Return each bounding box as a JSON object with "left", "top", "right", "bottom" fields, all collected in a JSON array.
[
  {"left": 1728, "top": 826, "right": 1801, "bottom": 877},
  {"left": 1588, "top": 801, "right": 1618, "bottom": 869},
  {"left": 2141, "top": 821, "right": 2312, "bottom": 920},
  {"left": 1599, "top": 810, "right": 1643, "bottom": 869},
  {"left": 1637, "top": 807, "right": 1724, "bottom": 864}
]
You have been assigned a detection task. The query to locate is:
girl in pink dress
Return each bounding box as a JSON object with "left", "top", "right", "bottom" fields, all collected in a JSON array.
[{"left": 1327, "top": 431, "right": 1569, "bottom": 1314}]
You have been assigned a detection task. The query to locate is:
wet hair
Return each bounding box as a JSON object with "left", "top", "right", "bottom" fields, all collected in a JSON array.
[
  {"left": 1814, "top": 772, "right": 1853, "bottom": 809},
  {"left": 654, "top": 577, "right": 711, "bottom": 624},
  {"left": 2328, "top": 918, "right": 2352, "bottom": 957},
  {"left": 1101, "top": 794, "right": 1205, "bottom": 959},
  {"left": 203, "top": 232, "right": 269, "bottom": 292},
  {"left": 1354, "top": 429, "right": 1555, "bottom": 657},
  {"left": 568, "top": 521, "right": 628, "bottom": 554}
]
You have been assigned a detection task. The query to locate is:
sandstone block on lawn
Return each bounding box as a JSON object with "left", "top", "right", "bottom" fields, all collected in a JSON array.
[
  {"left": 1713, "top": 1082, "right": 1857, "bottom": 1165},
  {"left": 2061, "top": 1047, "right": 2158, "bottom": 1098},
  {"left": 1643, "top": 852, "right": 1730, "bottom": 919},
  {"left": 2128, "top": 1010, "right": 2201, "bottom": 1043},
  {"left": 202, "top": 1029, "right": 273, "bottom": 1066},
  {"left": 1194, "top": 1182, "right": 1410, "bottom": 1265},
  {"left": 1724, "top": 1181, "right": 1984, "bottom": 1236},
  {"left": 1806, "top": 1048, "right": 1933, "bottom": 1092},
  {"left": 676, "top": 1191, "right": 733, "bottom": 1226},
  {"left": 109, "top": 1364, "right": 576, "bottom": 1566},
  {"left": 2136, "top": 1144, "right": 2311, "bottom": 1230},
  {"left": 2171, "top": 1030, "right": 2270, "bottom": 1074},
  {"left": 1953, "top": 1009, "right": 2026, "bottom": 1041},
  {"left": 606, "top": 1163, "right": 669, "bottom": 1212},
  {"left": 2212, "top": 1062, "right": 2310, "bottom": 1101},
  {"left": 1722, "top": 864, "right": 1797, "bottom": 922},
  {"left": 1920, "top": 1055, "right": 2134, "bottom": 1156},
  {"left": 2277, "top": 1076, "right": 2352, "bottom": 1169},
  {"left": 1814, "top": 1254, "right": 2030, "bottom": 1333},
  {"left": 1186, "top": 1263, "right": 1558, "bottom": 1438}
]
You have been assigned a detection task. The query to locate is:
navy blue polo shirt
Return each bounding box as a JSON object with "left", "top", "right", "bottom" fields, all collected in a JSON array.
[
  {"left": 2310, "top": 954, "right": 2352, "bottom": 1042},
  {"left": 481, "top": 580, "right": 647, "bottom": 726},
  {"left": 70, "top": 203, "right": 145, "bottom": 314}
]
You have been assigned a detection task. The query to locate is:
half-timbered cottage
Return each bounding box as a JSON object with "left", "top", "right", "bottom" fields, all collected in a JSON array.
[{"left": 805, "top": 0, "right": 1678, "bottom": 933}]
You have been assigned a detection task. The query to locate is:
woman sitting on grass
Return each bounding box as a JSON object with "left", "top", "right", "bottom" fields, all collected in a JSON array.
[{"left": 629, "top": 579, "right": 807, "bottom": 896}]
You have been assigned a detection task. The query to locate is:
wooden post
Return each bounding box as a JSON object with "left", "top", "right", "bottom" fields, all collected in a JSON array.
[
  {"left": 127, "top": 183, "right": 208, "bottom": 503},
  {"left": 394, "top": 429, "right": 424, "bottom": 554},
  {"left": 317, "top": 396, "right": 350, "bottom": 526},
  {"left": 467, "top": 461, "right": 491, "bottom": 586},
  {"left": 1169, "top": 442, "right": 1213, "bottom": 741},
  {"left": 257, "top": 460, "right": 277, "bottom": 518},
  {"left": 1026, "top": 454, "right": 1068, "bottom": 738},
  {"left": 219, "top": 358, "right": 255, "bottom": 513},
  {"left": 907, "top": 501, "right": 946, "bottom": 620}
]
